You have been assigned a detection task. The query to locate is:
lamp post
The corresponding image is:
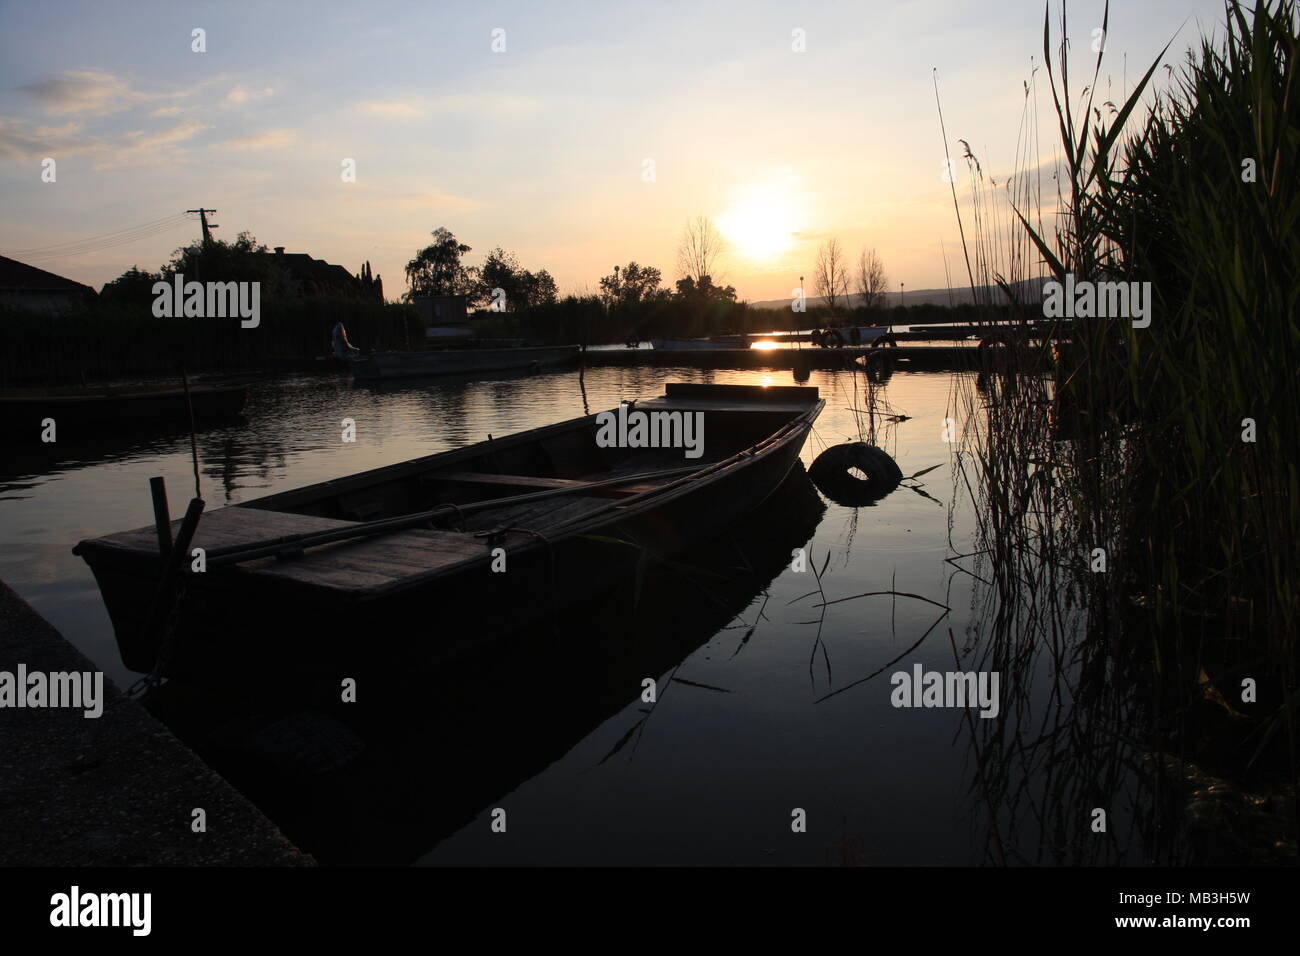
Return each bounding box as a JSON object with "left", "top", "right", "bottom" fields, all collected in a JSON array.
[{"left": 798, "top": 275, "right": 805, "bottom": 349}]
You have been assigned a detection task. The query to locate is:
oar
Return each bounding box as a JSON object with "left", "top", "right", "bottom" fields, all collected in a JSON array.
[{"left": 204, "top": 464, "right": 701, "bottom": 568}]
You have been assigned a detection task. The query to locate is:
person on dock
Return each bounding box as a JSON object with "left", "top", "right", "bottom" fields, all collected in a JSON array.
[{"left": 332, "top": 320, "right": 360, "bottom": 359}]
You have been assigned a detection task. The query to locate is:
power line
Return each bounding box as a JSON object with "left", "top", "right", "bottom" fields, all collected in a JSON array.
[
  {"left": 6, "top": 213, "right": 196, "bottom": 262},
  {"left": 18, "top": 224, "right": 193, "bottom": 262}
]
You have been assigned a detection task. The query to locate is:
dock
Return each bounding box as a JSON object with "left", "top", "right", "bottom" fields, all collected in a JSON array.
[
  {"left": 0, "top": 579, "right": 311, "bottom": 866},
  {"left": 582, "top": 344, "right": 1044, "bottom": 371}
]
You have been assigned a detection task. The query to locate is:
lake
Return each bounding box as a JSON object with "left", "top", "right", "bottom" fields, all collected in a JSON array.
[{"left": 0, "top": 363, "right": 1151, "bottom": 865}]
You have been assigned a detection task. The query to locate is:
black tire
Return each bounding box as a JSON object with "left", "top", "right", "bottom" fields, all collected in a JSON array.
[{"left": 808, "top": 442, "right": 903, "bottom": 505}]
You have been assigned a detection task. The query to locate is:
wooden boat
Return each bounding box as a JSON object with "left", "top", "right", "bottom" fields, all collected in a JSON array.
[
  {"left": 351, "top": 344, "right": 579, "bottom": 380},
  {"left": 2, "top": 382, "right": 247, "bottom": 434},
  {"left": 73, "top": 382, "right": 823, "bottom": 697},
  {"left": 815, "top": 326, "right": 889, "bottom": 346},
  {"left": 649, "top": 338, "right": 738, "bottom": 350}
]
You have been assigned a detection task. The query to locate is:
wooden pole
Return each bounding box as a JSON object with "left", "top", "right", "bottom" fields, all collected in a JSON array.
[
  {"left": 149, "top": 477, "right": 173, "bottom": 555},
  {"left": 138, "top": 497, "right": 205, "bottom": 651}
]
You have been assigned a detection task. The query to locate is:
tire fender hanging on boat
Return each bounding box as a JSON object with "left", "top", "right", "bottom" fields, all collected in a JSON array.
[{"left": 808, "top": 442, "right": 903, "bottom": 505}]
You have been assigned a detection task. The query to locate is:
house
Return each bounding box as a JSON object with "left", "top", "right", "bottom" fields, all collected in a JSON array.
[
  {"left": 264, "top": 247, "right": 383, "bottom": 300},
  {"left": 413, "top": 294, "right": 470, "bottom": 339},
  {"left": 0, "top": 255, "right": 98, "bottom": 313}
]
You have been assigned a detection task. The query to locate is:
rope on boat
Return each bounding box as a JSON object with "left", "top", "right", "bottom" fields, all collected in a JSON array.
[{"left": 482, "top": 525, "right": 562, "bottom": 642}]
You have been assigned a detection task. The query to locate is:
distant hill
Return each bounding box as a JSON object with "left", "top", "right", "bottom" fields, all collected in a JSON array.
[{"left": 747, "top": 276, "right": 1052, "bottom": 310}]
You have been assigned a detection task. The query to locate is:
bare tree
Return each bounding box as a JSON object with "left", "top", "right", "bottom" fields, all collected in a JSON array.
[
  {"left": 677, "top": 215, "right": 725, "bottom": 287},
  {"left": 814, "top": 238, "right": 849, "bottom": 311},
  {"left": 856, "top": 247, "right": 888, "bottom": 312}
]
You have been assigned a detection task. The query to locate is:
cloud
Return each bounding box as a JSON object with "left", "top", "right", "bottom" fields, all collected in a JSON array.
[
  {"left": 0, "top": 118, "right": 87, "bottom": 159},
  {"left": 353, "top": 92, "right": 540, "bottom": 119},
  {"left": 225, "top": 86, "right": 274, "bottom": 107},
  {"left": 19, "top": 69, "right": 133, "bottom": 113},
  {"left": 90, "top": 120, "right": 207, "bottom": 169},
  {"left": 343, "top": 187, "right": 480, "bottom": 212},
  {"left": 216, "top": 128, "right": 296, "bottom": 150},
  {"left": 18, "top": 69, "right": 192, "bottom": 115},
  {"left": 0, "top": 114, "right": 204, "bottom": 167},
  {"left": 360, "top": 100, "right": 423, "bottom": 118}
]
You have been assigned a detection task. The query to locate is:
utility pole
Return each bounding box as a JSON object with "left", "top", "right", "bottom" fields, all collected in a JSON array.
[{"left": 186, "top": 208, "right": 218, "bottom": 248}]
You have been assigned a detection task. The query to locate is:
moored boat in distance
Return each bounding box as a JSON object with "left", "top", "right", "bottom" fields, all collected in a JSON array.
[
  {"left": 74, "top": 382, "right": 824, "bottom": 700},
  {"left": 814, "top": 326, "right": 889, "bottom": 346},
  {"left": 649, "top": 337, "right": 740, "bottom": 350},
  {"left": 350, "top": 344, "right": 579, "bottom": 380},
  {"left": 2, "top": 382, "right": 247, "bottom": 438}
]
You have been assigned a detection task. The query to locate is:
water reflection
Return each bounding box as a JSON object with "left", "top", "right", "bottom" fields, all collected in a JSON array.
[
  {"left": 149, "top": 466, "right": 826, "bottom": 864},
  {"left": 0, "top": 363, "right": 1198, "bottom": 865}
]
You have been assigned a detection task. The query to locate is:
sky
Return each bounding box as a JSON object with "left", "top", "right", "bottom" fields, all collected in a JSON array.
[{"left": 0, "top": 0, "right": 1231, "bottom": 303}]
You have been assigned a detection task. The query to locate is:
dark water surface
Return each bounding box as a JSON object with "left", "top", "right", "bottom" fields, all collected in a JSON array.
[{"left": 0, "top": 365, "right": 1132, "bottom": 865}]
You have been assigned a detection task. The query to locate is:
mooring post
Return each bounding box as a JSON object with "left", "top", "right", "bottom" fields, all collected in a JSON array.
[
  {"left": 149, "top": 476, "right": 173, "bottom": 556},
  {"left": 138, "top": 497, "right": 205, "bottom": 654}
]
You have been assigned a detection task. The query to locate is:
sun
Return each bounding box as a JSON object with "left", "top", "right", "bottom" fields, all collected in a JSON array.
[{"left": 716, "top": 178, "right": 803, "bottom": 263}]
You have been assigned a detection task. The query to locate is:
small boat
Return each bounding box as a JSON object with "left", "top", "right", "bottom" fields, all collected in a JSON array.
[
  {"left": 351, "top": 344, "right": 579, "bottom": 380},
  {"left": 649, "top": 337, "right": 745, "bottom": 351},
  {"left": 814, "top": 326, "right": 889, "bottom": 347},
  {"left": 74, "top": 382, "right": 823, "bottom": 696},
  {"left": 2, "top": 382, "right": 247, "bottom": 436}
]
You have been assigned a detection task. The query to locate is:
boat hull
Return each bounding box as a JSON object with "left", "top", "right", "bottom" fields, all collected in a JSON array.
[
  {"left": 75, "top": 383, "right": 823, "bottom": 701},
  {"left": 351, "top": 344, "right": 579, "bottom": 380}
]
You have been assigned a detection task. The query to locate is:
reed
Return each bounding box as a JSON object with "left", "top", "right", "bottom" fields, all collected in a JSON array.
[{"left": 940, "top": 0, "right": 1298, "bottom": 859}]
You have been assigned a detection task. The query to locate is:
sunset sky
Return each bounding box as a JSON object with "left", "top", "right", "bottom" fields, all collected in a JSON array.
[{"left": 0, "top": 0, "right": 1227, "bottom": 303}]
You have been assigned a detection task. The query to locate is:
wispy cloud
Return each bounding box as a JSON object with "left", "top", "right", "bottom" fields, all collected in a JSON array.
[
  {"left": 339, "top": 187, "right": 481, "bottom": 212},
  {"left": 93, "top": 119, "right": 207, "bottom": 169},
  {"left": 224, "top": 86, "right": 274, "bottom": 107},
  {"left": 0, "top": 113, "right": 205, "bottom": 167},
  {"left": 354, "top": 92, "right": 540, "bottom": 119},
  {"left": 216, "top": 128, "right": 296, "bottom": 150},
  {"left": 0, "top": 118, "right": 86, "bottom": 159},
  {"left": 359, "top": 100, "right": 423, "bottom": 118},
  {"left": 18, "top": 69, "right": 193, "bottom": 114}
]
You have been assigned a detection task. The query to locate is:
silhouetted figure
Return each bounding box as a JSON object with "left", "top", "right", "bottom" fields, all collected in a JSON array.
[{"left": 332, "top": 320, "right": 360, "bottom": 359}]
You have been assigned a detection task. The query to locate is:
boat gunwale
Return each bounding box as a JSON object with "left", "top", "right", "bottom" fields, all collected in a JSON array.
[{"left": 74, "top": 388, "right": 823, "bottom": 601}]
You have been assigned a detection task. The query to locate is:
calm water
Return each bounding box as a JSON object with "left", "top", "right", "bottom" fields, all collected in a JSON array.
[{"left": 0, "top": 364, "right": 1139, "bottom": 865}]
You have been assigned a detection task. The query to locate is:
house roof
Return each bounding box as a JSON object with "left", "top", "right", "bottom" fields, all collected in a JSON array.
[
  {"left": 265, "top": 250, "right": 356, "bottom": 288},
  {"left": 0, "top": 255, "right": 98, "bottom": 295}
]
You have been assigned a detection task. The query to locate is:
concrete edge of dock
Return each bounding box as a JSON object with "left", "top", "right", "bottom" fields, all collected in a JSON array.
[{"left": 0, "top": 579, "right": 313, "bottom": 866}]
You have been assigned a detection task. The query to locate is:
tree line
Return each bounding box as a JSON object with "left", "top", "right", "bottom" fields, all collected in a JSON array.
[{"left": 405, "top": 216, "right": 739, "bottom": 314}]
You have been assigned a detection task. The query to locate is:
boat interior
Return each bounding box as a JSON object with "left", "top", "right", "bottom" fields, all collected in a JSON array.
[{"left": 242, "top": 385, "right": 820, "bottom": 534}]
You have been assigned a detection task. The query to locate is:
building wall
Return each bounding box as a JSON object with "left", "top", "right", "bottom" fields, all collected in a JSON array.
[{"left": 0, "top": 291, "right": 90, "bottom": 314}]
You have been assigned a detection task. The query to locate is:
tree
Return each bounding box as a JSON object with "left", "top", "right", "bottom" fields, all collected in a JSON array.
[
  {"left": 856, "top": 248, "right": 888, "bottom": 312},
  {"left": 477, "top": 246, "right": 523, "bottom": 309},
  {"left": 476, "top": 247, "right": 559, "bottom": 310},
  {"left": 100, "top": 265, "right": 164, "bottom": 307},
  {"left": 814, "top": 238, "right": 849, "bottom": 311},
  {"left": 677, "top": 215, "right": 725, "bottom": 289},
  {"left": 404, "top": 227, "right": 474, "bottom": 301},
  {"left": 359, "top": 260, "right": 384, "bottom": 301},
  {"left": 525, "top": 269, "right": 559, "bottom": 307},
  {"left": 162, "top": 230, "right": 290, "bottom": 293},
  {"left": 599, "top": 261, "right": 665, "bottom": 305},
  {"left": 674, "top": 274, "right": 737, "bottom": 302}
]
